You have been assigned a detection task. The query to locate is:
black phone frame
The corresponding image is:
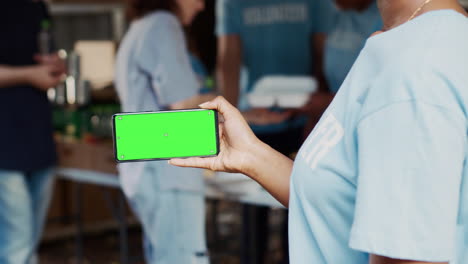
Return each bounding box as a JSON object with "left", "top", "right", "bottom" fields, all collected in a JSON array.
[{"left": 112, "top": 108, "right": 220, "bottom": 163}]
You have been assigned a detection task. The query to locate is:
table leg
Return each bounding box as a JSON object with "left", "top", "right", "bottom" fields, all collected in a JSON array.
[
  {"left": 73, "top": 182, "right": 84, "bottom": 264},
  {"left": 118, "top": 192, "right": 129, "bottom": 264},
  {"left": 103, "top": 189, "right": 130, "bottom": 264}
]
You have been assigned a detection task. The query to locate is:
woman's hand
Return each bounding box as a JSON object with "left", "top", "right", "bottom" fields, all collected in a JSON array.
[
  {"left": 170, "top": 96, "right": 295, "bottom": 206},
  {"left": 169, "top": 96, "right": 263, "bottom": 174}
]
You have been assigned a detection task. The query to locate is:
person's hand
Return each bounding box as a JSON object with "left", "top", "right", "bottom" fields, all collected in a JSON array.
[
  {"left": 34, "top": 53, "right": 66, "bottom": 67},
  {"left": 169, "top": 96, "right": 264, "bottom": 173},
  {"left": 242, "top": 108, "right": 292, "bottom": 125},
  {"left": 34, "top": 52, "right": 67, "bottom": 76},
  {"left": 26, "top": 64, "right": 63, "bottom": 91}
]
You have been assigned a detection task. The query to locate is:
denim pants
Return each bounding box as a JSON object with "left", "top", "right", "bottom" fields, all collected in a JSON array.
[
  {"left": 127, "top": 186, "right": 209, "bottom": 264},
  {"left": 0, "top": 168, "right": 55, "bottom": 264},
  {"left": 133, "top": 190, "right": 209, "bottom": 264}
]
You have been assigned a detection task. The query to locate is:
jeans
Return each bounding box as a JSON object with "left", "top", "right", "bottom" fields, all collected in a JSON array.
[
  {"left": 121, "top": 164, "right": 209, "bottom": 264},
  {"left": 0, "top": 168, "right": 55, "bottom": 264},
  {"left": 128, "top": 189, "right": 209, "bottom": 264},
  {"left": 138, "top": 190, "right": 209, "bottom": 264}
]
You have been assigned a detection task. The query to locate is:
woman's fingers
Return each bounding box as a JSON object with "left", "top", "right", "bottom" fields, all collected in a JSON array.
[
  {"left": 199, "top": 96, "right": 239, "bottom": 118},
  {"left": 169, "top": 157, "right": 215, "bottom": 169},
  {"left": 218, "top": 123, "right": 224, "bottom": 139},
  {"left": 169, "top": 96, "right": 258, "bottom": 174}
]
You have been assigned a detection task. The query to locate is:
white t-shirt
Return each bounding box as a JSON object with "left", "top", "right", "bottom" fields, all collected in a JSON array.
[{"left": 290, "top": 10, "right": 468, "bottom": 263}]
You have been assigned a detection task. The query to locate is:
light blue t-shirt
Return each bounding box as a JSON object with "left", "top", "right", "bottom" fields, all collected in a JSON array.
[
  {"left": 324, "top": 1, "right": 382, "bottom": 93},
  {"left": 289, "top": 10, "right": 468, "bottom": 264},
  {"left": 115, "top": 11, "right": 204, "bottom": 195},
  {"left": 216, "top": 0, "right": 335, "bottom": 117}
]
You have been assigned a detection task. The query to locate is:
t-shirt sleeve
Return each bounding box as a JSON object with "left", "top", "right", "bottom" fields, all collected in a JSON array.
[
  {"left": 310, "top": 0, "right": 337, "bottom": 34},
  {"left": 215, "top": 0, "right": 242, "bottom": 36},
  {"left": 349, "top": 100, "right": 466, "bottom": 261},
  {"left": 136, "top": 15, "right": 198, "bottom": 107}
]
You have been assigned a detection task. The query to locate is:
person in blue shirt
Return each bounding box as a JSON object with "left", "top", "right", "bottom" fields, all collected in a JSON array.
[
  {"left": 115, "top": 0, "right": 214, "bottom": 263},
  {"left": 215, "top": 1, "right": 335, "bottom": 262},
  {"left": 172, "top": 0, "right": 468, "bottom": 263},
  {"left": 216, "top": 0, "right": 334, "bottom": 109},
  {"left": 303, "top": 0, "right": 383, "bottom": 137},
  {"left": 324, "top": 0, "right": 382, "bottom": 93},
  {"left": 0, "top": 1, "right": 65, "bottom": 263}
]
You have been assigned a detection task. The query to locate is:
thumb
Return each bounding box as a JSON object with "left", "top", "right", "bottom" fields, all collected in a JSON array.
[{"left": 199, "top": 96, "right": 239, "bottom": 119}]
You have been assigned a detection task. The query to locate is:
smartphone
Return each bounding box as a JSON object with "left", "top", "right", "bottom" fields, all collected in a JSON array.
[{"left": 113, "top": 109, "right": 219, "bottom": 162}]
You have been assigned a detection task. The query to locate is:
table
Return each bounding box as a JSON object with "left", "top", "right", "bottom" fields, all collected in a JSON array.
[
  {"left": 56, "top": 168, "right": 129, "bottom": 264},
  {"left": 56, "top": 167, "right": 283, "bottom": 264}
]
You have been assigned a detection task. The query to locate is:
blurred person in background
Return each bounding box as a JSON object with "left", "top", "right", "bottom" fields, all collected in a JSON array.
[
  {"left": 215, "top": 0, "right": 335, "bottom": 262},
  {"left": 0, "top": 0, "right": 65, "bottom": 263},
  {"left": 303, "top": 0, "right": 382, "bottom": 136},
  {"left": 115, "top": 0, "right": 214, "bottom": 263},
  {"left": 324, "top": 0, "right": 382, "bottom": 93}
]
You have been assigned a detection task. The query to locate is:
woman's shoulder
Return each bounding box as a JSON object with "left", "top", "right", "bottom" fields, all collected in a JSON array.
[
  {"left": 129, "top": 10, "right": 183, "bottom": 48},
  {"left": 128, "top": 10, "right": 186, "bottom": 59},
  {"left": 139, "top": 10, "right": 181, "bottom": 30}
]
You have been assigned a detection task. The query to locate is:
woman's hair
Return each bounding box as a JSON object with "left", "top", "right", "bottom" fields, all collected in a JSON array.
[{"left": 126, "top": 0, "right": 177, "bottom": 20}]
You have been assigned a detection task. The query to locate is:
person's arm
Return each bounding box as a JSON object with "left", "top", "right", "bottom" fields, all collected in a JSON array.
[
  {"left": 0, "top": 64, "right": 62, "bottom": 91},
  {"left": 216, "top": 35, "right": 242, "bottom": 106},
  {"left": 312, "top": 32, "right": 329, "bottom": 92},
  {"left": 242, "top": 134, "right": 293, "bottom": 207},
  {"left": 0, "top": 66, "right": 34, "bottom": 88},
  {"left": 217, "top": 35, "right": 292, "bottom": 125},
  {"left": 370, "top": 255, "right": 447, "bottom": 264},
  {"left": 169, "top": 93, "right": 216, "bottom": 109},
  {"left": 170, "top": 96, "right": 293, "bottom": 206},
  {"left": 215, "top": 0, "right": 242, "bottom": 106},
  {"left": 301, "top": 0, "right": 337, "bottom": 129},
  {"left": 310, "top": 0, "right": 337, "bottom": 91}
]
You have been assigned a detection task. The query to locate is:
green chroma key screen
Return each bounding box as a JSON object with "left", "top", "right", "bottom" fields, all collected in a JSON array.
[{"left": 113, "top": 109, "right": 219, "bottom": 162}]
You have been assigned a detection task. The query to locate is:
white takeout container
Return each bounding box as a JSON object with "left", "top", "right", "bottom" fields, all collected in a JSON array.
[{"left": 247, "top": 76, "right": 318, "bottom": 108}]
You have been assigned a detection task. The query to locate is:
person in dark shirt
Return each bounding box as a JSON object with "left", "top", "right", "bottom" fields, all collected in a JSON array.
[{"left": 0, "top": 1, "right": 64, "bottom": 262}]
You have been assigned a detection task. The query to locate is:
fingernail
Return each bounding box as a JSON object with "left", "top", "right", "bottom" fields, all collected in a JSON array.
[{"left": 199, "top": 102, "right": 209, "bottom": 108}]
